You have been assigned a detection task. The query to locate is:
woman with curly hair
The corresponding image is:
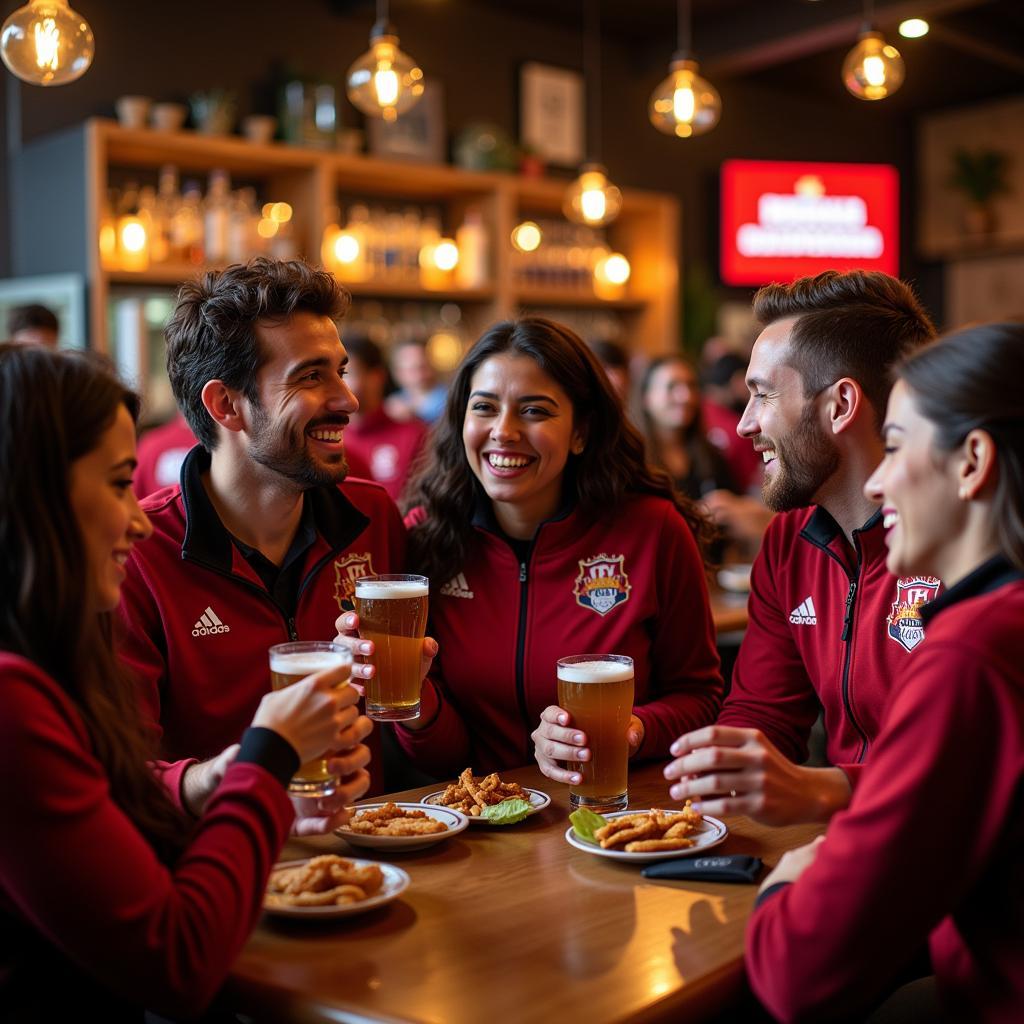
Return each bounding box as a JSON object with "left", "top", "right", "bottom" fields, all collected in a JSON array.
[{"left": 395, "top": 317, "right": 722, "bottom": 782}]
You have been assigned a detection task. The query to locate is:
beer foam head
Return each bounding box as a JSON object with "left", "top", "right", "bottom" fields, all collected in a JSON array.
[
  {"left": 557, "top": 659, "right": 633, "bottom": 684},
  {"left": 355, "top": 579, "right": 428, "bottom": 599},
  {"left": 269, "top": 650, "right": 351, "bottom": 675}
]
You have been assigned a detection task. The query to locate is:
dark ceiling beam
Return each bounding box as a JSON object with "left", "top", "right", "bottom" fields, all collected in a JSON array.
[
  {"left": 929, "top": 23, "right": 1024, "bottom": 74},
  {"left": 701, "top": 0, "right": 995, "bottom": 77}
]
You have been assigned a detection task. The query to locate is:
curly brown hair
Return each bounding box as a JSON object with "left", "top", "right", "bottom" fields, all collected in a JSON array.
[
  {"left": 165, "top": 257, "right": 351, "bottom": 449},
  {"left": 403, "top": 317, "right": 714, "bottom": 585}
]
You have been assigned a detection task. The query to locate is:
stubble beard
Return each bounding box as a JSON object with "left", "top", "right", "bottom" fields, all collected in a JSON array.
[
  {"left": 248, "top": 401, "right": 349, "bottom": 490},
  {"left": 760, "top": 405, "right": 840, "bottom": 512}
]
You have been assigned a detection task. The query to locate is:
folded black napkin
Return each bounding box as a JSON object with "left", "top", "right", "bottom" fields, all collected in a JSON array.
[{"left": 641, "top": 854, "right": 763, "bottom": 883}]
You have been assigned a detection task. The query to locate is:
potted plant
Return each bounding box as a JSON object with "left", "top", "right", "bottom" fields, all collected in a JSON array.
[{"left": 949, "top": 147, "right": 1011, "bottom": 238}]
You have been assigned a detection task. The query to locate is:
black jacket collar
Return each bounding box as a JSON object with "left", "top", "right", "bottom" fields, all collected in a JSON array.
[
  {"left": 179, "top": 447, "right": 371, "bottom": 571},
  {"left": 920, "top": 554, "right": 1024, "bottom": 625},
  {"left": 800, "top": 505, "right": 883, "bottom": 548}
]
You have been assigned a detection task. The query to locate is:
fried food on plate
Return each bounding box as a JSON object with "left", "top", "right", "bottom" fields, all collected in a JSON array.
[
  {"left": 595, "top": 804, "right": 703, "bottom": 853},
  {"left": 347, "top": 801, "right": 448, "bottom": 837},
  {"left": 430, "top": 767, "right": 531, "bottom": 817},
  {"left": 265, "top": 854, "right": 384, "bottom": 907}
]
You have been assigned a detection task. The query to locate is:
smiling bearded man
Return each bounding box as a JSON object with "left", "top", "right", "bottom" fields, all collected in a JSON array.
[
  {"left": 115, "top": 258, "right": 427, "bottom": 820},
  {"left": 663, "top": 269, "right": 940, "bottom": 829}
]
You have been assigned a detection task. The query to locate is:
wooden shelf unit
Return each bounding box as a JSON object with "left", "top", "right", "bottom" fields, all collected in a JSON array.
[{"left": 12, "top": 118, "right": 681, "bottom": 355}]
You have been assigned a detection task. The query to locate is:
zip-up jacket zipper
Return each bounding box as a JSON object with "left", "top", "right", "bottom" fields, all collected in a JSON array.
[
  {"left": 514, "top": 553, "right": 533, "bottom": 756},
  {"left": 801, "top": 532, "right": 871, "bottom": 763}
]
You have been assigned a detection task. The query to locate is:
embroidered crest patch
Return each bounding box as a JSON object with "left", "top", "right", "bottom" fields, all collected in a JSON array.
[
  {"left": 333, "top": 553, "right": 375, "bottom": 610},
  {"left": 886, "top": 576, "right": 941, "bottom": 652},
  {"left": 574, "top": 554, "right": 631, "bottom": 616}
]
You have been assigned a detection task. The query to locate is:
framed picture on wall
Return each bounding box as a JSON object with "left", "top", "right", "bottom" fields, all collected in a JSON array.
[
  {"left": 519, "top": 61, "right": 584, "bottom": 168},
  {"left": 366, "top": 81, "right": 446, "bottom": 163}
]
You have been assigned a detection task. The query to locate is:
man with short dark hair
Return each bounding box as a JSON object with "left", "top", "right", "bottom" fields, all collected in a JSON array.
[
  {"left": 117, "top": 258, "right": 431, "bottom": 821},
  {"left": 665, "top": 270, "right": 939, "bottom": 824},
  {"left": 8, "top": 303, "right": 59, "bottom": 348}
]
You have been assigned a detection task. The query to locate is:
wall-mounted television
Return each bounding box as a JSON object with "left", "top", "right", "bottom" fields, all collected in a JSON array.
[{"left": 720, "top": 159, "right": 899, "bottom": 286}]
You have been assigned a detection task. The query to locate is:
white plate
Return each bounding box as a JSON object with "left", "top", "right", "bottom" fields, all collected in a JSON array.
[
  {"left": 717, "top": 564, "right": 752, "bottom": 593},
  {"left": 263, "top": 858, "right": 410, "bottom": 919},
  {"left": 335, "top": 802, "right": 469, "bottom": 850},
  {"left": 565, "top": 810, "right": 728, "bottom": 863},
  {"left": 422, "top": 786, "right": 551, "bottom": 825}
]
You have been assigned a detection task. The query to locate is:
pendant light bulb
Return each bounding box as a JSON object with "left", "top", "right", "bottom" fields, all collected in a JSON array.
[
  {"left": 0, "top": 0, "right": 94, "bottom": 86},
  {"left": 843, "top": 29, "right": 904, "bottom": 100},
  {"left": 346, "top": 16, "right": 424, "bottom": 122},
  {"left": 564, "top": 164, "right": 622, "bottom": 227},
  {"left": 649, "top": 57, "right": 721, "bottom": 138}
]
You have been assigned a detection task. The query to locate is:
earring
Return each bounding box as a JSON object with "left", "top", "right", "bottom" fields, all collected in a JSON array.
[
  {"left": 572, "top": 442, "right": 585, "bottom": 455},
  {"left": 959, "top": 486, "right": 969, "bottom": 499}
]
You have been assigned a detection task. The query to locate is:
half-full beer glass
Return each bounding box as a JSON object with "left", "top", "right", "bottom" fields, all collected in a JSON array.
[
  {"left": 268, "top": 641, "right": 353, "bottom": 797},
  {"left": 557, "top": 654, "right": 634, "bottom": 812},
  {"left": 354, "top": 574, "right": 428, "bottom": 721}
]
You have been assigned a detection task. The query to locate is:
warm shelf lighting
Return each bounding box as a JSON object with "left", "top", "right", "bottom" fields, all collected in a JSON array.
[
  {"left": 334, "top": 232, "right": 360, "bottom": 265},
  {"left": 270, "top": 202, "right": 293, "bottom": 223},
  {"left": 345, "top": 0, "right": 424, "bottom": 122},
  {"left": 596, "top": 252, "right": 631, "bottom": 286},
  {"left": 843, "top": 3, "right": 904, "bottom": 101},
  {"left": 511, "top": 220, "right": 542, "bottom": 253},
  {"left": 648, "top": 0, "right": 721, "bottom": 138},
  {"left": 0, "top": 0, "right": 93, "bottom": 86},
  {"left": 432, "top": 239, "right": 459, "bottom": 272},
  {"left": 564, "top": 164, "right": 622, "bottom": 228},
  {"left": 899, "top": 18, "right": 929, "bottom": 38}
]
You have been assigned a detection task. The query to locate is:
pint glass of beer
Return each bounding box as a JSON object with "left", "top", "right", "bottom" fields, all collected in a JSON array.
[
  {"left": 268, "top": 640, "right": 353, "bottom": 797},
  {"left": 556, "top": 654, "right": 634, "bottom": 812},
  {"left": 354, "top": 574, "right": 429, "bottom": 721}
]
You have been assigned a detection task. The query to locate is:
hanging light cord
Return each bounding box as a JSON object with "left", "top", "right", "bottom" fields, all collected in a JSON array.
[
  {"left": 678, "top": 0, "right": 691, "bottom": 58},
  {"left": 585, "top": 0, "right": 602, "bottom": 164}
]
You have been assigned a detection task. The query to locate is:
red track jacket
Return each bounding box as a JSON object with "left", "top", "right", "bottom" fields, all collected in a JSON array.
[
  {"left": 116, "top": 447, "right": 405, "bottom": 795},
  {"left": 344, "top": 406, "right": 427, "bottom": 502},
  {"left": 0, "top": 653, "right": 294, "bottom": 1019},
  {"left": 720, "top": 506, "right": 941, "bottom": 784},
  {"left": 395, "top": 493, "right": 723, "bottom": 777},
  {"left": 747, "top": 559, "right": 1024, "bottom": 1022}
]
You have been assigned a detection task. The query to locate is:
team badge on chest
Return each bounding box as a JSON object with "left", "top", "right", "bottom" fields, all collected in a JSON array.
[
  {"left": 574, "top": 554, "right": 631, "bottom": 616},
  {"left": 334, "top": 552, "right": 375, "bottom": 610},
  {"left": 886, "top": 576, "right": 941, "bottom": 652}
]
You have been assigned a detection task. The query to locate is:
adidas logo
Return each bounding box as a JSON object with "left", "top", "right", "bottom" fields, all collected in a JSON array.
[
  {"left": 439, "top": 573, "right": 474, "bottom": 599},
  {"left": 192, "top": 605, "right": 231, "bottom": 637},
  {"left": 789, "top": 596, "right": 817, "bottom": 626}
]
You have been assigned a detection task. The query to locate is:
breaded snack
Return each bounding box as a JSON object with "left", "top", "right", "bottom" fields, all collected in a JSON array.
[
  {"left": 266, "top": 855, "right": 384, "bottom": 907},
  {"left": 429, "top": 769, "right": 532, "bottom": 816},
  {"left": 595, "top": 804, "right": 703, "bottom": 852},
  {"left": 347, "top": 802, "right": 448, "bottom": 837}
]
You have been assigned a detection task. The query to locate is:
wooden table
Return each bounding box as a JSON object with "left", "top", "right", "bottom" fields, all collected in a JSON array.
[{"left": 226, "top": 764, "right": 822, "bottom": 1024}]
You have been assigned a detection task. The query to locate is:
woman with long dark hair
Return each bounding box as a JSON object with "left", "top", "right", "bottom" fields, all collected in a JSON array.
[
  {"left": 0, "top": 343, "right": 370, "bottom": 1020},
  {"left": 639, "top": 354, "right": 737, "bottom": 501},
  {"left": 746, "top": 322, "right": 1024, "bottom": 1022},
  {"left": 396, "top": 317, "right": 722, "bottom": 781}
]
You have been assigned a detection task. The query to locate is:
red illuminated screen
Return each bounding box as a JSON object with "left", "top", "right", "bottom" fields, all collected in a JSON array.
[{"left": 720, "top": 160, "right": 899, "bottom": 286}]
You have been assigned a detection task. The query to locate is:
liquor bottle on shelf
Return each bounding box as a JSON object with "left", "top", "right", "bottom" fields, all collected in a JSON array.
[
  {"left": 203, "top": 169, "right": 231, "bottom": 264},
  {"left": 152, "top": 164, "right": 180, "bottom": 265},
  {"left": 99, "top": 189, "right": 118, "bottom": 270},
  {"left": 228, "top": 186, "right": 260, "bottom": 263},
  {"left": 455, "top": 208, "right": 488, "bottom": 289},
  {"left": 116, "top": 181, "right": 150, "bottom": 272},
  {"left": 172, "top": 180, "right": 205, "bottom": 265}
]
